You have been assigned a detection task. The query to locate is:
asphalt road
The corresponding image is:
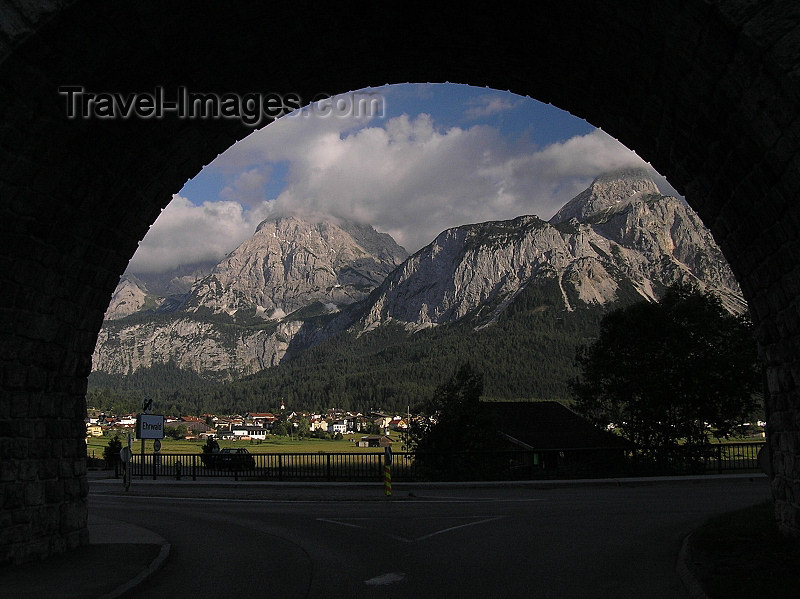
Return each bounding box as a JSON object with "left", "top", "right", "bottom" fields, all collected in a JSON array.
[{"left": 89, "top": 477, "right": 771, "bottom": 598}]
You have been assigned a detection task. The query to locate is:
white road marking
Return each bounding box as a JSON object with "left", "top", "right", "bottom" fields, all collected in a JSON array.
[
  {"left": 364, "top": 572, "right": 406, "bottom": 586},
  {"left": 317, "top": 518, "right": 364, "bottom": 530},
  {"left": 318, "top": 515, "right": 507, "bottom": 543},
  {"left": 414, "top": 516, "right": 504, "bottom": 541}
]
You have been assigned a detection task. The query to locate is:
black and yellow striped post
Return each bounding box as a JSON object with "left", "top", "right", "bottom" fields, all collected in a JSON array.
[{"left": 384, "top": 446, "right": 393, "bottom": 497}]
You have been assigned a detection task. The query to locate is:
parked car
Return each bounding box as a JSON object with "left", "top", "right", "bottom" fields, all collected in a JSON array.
[{"left": 209, "top": 447, "right": 256, "bottom": 471}]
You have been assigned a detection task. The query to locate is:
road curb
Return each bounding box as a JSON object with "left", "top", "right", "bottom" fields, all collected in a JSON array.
[
  {"left": 89, "top": 472, "right": 767, "bottom": 490},
  {"left": 676, "top": 533, "right": 709, "bottom": 599},
  {"left": 98, "top": 538, "right": 171, "bottom": 599}
]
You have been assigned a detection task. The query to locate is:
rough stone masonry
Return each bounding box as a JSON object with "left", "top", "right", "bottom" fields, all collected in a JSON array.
[{"left": 1, "top": 0, "right": 799, "bottom": 564}]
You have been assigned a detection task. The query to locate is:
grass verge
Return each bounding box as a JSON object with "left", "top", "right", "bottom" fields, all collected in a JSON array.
[
  {"left": 86, "top": 432, "right": 404, "bottom": 461},
  {"left": 688, "top": 499, "right": 800, "bottom": 597}
]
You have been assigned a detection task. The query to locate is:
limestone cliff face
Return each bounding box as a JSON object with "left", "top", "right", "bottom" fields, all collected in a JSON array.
[
  {"left": 549, "top": 168, "right": 660, "bottom": 224},
  {"left": 92, "top": 216, "right": 407, "bottom": 376},
  {"left": 349, "top": 169, "right": 745, "bottom": 334},
  {"left": 93, "top": 170, "right": 745, "bottom": 378},
  {"left": 102, "top": 261, "right": 217, "bottom": 320},
  {"left": 103, "top": 276, "right": 151, "bottom": 320},
  {"left": 183, "top": 216, "right": 408, "bottom": 318},
  {"left": 92, "top": 318, "right": 303, "bottom": 375}
]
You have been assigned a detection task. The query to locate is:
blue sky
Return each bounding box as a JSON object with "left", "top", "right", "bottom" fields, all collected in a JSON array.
[
  {"left": 130, "top": 83, "right": 676, "bottom": 273},
  {"left": 179, "top": 84, "right": 597, "bottom": 205}
]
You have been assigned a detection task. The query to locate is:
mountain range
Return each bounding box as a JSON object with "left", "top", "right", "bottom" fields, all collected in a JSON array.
[
  {"left": 333, "top": 168, "right": 743, "bottom": 337},
  {"left": 90, "top": 168, "right": 745, "bottom": 411}
]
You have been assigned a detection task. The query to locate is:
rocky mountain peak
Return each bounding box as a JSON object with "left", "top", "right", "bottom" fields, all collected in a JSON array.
[
  {"left": 103, "top": 276, "right": 150, "bottom": 320},
  {"left": 93, "top": 213, "right": 409, "bottom": 377},
  {"left": 341, "top": 168, "right": 744, "bottom": 336},
  {"left": 549, "top": 167, "right": 660, "bottom": 225},
  {"left": 93, "top": 170, "right": 744, "bottom": 382},
  {"left": 184, "top": 214, "right": 408, "bottom": 318}
]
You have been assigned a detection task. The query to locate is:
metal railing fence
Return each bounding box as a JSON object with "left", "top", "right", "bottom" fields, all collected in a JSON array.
[{"left": 119, "top": 441, "right": 765, "bottom": 482}]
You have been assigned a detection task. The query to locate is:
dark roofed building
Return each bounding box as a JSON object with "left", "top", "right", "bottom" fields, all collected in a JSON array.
[
  {"left": 358, "top": 435, "right": 393, "bottom": 448},
  {"left": 179, "top": 416, "right": 212, "bottom": 434},
  {"left": 482, "top": 401, "right": 632, "bottom": 479},
  {"left": 485, "top": 401, "right": 630, "bottom": 450}
]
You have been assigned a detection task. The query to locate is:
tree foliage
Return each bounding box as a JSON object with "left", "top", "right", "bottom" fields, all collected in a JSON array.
[
  {"left": 271, "top": 421, "right": 288, "bottom": 437},
  {"left": 200, "top": 435, "right": 220, "bottom": 467},
  {"left": 296, "top": 418, "right": 311, "bottom": 438},
  {"left": 572, "top": 283, "right": 761, "bottom": 453},
  {"left": 403, "top": 363, "right": 489, "bottom": 453},
  {"left": 165, "top": 424, "right": 188, "bottom": 440},
  {"left": 103, "top": 435, "right": 122, "bottom": 467},
  {"left": 403, "top": 363, "right": 508, "bottom": 480},
  {"left": 201, "top": 436, "right": 219, "bottom": 454},
  {"left": 88, "top": 277, "right": 606, "bottom": 415}
]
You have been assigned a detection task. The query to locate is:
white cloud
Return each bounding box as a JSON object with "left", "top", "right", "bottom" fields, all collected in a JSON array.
[
  {"left": 219, "top": 166, "right": 271, "bottom": 208},
  {"left": 130, "top": 97, "right": 676, "bottom": 272},
  {"left": 213, "top": 114, "right": 657, "bottom": 252},
  {"left": 127, "top": 195, "right": 270, "bottom": 273},
  {"left": 463, "top": 94, "right": 517, "bottom": 119}
]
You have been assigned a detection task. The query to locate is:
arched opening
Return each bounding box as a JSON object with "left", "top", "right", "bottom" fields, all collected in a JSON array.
[
  {"left": 1, "top": 1, "right": 799, "bottom": 565},
  {"left": 93, "top": 82, "right": 741, "bottom": 412}
]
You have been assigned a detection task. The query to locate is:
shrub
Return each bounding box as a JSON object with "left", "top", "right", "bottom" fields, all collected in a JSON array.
[{"left": 103, "top": 435, "right": 122, "bottom": 468}]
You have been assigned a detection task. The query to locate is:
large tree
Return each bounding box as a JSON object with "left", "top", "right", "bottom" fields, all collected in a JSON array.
[
  {"left": 572, "top": 283, "right": 761, "bottom": 454},
  {"left": 404, "top": 362, "right": 487, "bottom": 455}
]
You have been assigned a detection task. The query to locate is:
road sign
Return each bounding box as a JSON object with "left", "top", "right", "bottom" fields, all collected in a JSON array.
[
  {"left": 136, "top": 414, "right": 165, "bottom": 439},
  {"left": 142, "top": 398, "right": 153, "bottom": 414},
  {"left": 384, "top": 445, "right": 393, "bottom": 466},
  {"left": 153, "top": 439, "right": 162, "bottom": 453},
  {"left": 119, "top": 447, "right": 131, "bottom": 463}
]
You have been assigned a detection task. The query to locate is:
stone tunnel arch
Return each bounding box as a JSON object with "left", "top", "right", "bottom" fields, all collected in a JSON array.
[{"left": 1, "top": 1, "right": 799, "bottom": 563}]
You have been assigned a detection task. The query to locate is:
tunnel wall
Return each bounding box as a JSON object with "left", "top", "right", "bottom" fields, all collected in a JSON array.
[{"left": 1, "top": 0, "right": 799, "bottom": 564}]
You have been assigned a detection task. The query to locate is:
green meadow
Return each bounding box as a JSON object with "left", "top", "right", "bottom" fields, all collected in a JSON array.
[{"left": 86, "top": 432, "right": 404, "bottom": 460}]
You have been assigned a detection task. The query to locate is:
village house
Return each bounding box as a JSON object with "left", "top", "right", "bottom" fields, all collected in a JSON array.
[
  {"left": 179, "top": 416, "right": 212, "bottom": 434},
  {"left": 247, "top": 412, "right": 277, "bottom": 428},
  {"left": 484, "top": 401, "right": 632, "bottom": 477},
  {"left": 349, "top": 415, "right": 368, "bottom": 432},
  {"left": 106, "top": 415, "right": 135, "bottom": 433},
  {"left": 329, "top": 419, "right": 349, "bottom": 435},
  {"left": 389, "top": 416, "right": 408, "bottom": 431},
  {"left": 370, "top": 413, "right": 393, "bottom": 430},
  {"left": 357, "top": 435, "right": 393, "bottom": 448},
  {"left": 214, "top": 418, "right": 233, "bottom": 432},
  {"left": 85, "top": 424, "right": 103, "bottom": 437},
  {"left": 232, "top": 425, "right": 268, "bottom": 440},
  {"left": 310, "top": 417, "right": 328, "bottom": 432}
]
